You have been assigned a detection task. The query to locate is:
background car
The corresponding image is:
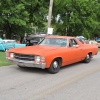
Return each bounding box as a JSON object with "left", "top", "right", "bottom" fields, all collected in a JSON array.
[
  {"left": 76, "top": 36, "right": 85, "bottom": 44},
  {"left": 85, "top": 40, "right": 100, "bottom": 48},
  {"left": 96, "top": 38, "right": 100, "bottom": 48},
  {"left": 3, "top": 39, "right": 16, "bottom": 43},
  {"left": 26, "top": 35, "right": 45, "bottom": 46},
  {"left": 0, "top": 39, "right": 26, "bottom": 51},
  {"left": 91, "top": 40, "right": 99, "bottom": 47}
]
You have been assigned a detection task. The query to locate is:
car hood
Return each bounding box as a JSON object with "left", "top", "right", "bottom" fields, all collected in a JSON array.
[{"left": 8, "top": 45, "right": 59, "bottom": 55}]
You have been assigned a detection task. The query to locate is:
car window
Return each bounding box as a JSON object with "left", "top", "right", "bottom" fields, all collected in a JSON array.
[
  {"left": 69, "top": 39, "right": 78, "bottom": 47},
  {"left": 39, "top": 38, "right": 67, "bottom": 47}
]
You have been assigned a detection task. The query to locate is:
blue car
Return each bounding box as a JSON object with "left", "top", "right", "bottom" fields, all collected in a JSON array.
[
  {"left": 0, "top": 39, "right": 26, "bottom": 51},
  {"left": 96, "top": 38, "right": 100, "bottom": 41}
]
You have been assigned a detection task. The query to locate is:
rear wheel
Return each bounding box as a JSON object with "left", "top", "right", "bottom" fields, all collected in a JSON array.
[
  {"left": 48, "top": 58, "right": 61, "bottom": 74},
  {"left": 83, "top": 53, "right": 91, "bottom": 63}
]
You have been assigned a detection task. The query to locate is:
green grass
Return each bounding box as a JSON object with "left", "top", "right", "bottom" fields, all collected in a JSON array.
[
  {"left": 0, "top": 51, "right": 13, "bottom": 67},
  {"left": 98, "top": 48, "right": 100, "bottom": 51},
  {"left": 0, "top": 48, "right": 100, "bottom": 67}
]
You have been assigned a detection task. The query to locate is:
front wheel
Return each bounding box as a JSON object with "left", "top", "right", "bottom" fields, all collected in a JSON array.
[
  {"left": 48, "top": 58, "right": 61, "bottom": 74},
  {"left": 18, "top": 65, "right": 24, "bottom": 68},
  {"left": 83, "top": 53, "right": 91, "bottom": 63}
]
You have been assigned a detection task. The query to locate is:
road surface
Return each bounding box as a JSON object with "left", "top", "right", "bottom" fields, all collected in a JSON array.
[{"left": 0, "top": 52, "right": 100, "bottom": 100}]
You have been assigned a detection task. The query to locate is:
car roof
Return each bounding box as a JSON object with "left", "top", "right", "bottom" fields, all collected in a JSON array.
[{"left": 45, "top": 35, "right": 74, "bottom": 39}]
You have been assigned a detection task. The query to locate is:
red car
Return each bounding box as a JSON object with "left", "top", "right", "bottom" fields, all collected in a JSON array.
[{"left": 6, "top": 36, "right": 98, "bottom": 74}]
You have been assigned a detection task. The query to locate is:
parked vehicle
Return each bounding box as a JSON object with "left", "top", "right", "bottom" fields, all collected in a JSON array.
[
  {"left": 84, "top": 39, "right": 100, "bottom": 48},
  {"left": 96, "top": 38, "right": 100, "bottom": 41},
  {"left": 6, "top": 36, "right": 98, "bottom": 74},
  {"left": 76, "top": 36, "right": 85, "bottom": 44},
  {"left": 0, "top": 39, "right": 26, "bottom": 51},
  {"left": 26, "top": 35, "right": 45, "bottom": 46},
  {"left": 3, "top": 39, "right": 16, "bottom": 43},
  {"left": 91, "top": 40, "right": 99, "bottom": 47},
  {"left": 96, "top": 38, "right": 100, "bottom": 48}
]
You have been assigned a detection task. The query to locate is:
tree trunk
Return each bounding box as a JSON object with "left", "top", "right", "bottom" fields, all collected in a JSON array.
[{"left": 5, "top": 22, "right": 12, "bottom": 39}]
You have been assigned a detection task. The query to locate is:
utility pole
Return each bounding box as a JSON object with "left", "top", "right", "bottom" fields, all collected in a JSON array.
[{"left": 47, "top": 0, "right": 53, "bottom": 35}]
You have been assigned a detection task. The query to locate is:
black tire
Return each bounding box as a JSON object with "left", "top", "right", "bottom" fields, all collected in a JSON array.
[
  {"left": 83, "top": 53, "right": 91, "bottom": 63},
  {"left": 48, "top": 58, "right": 61, "bottom": 74},
  {"left": 18, "top": 65, "right": 23, "bottom": 68}
]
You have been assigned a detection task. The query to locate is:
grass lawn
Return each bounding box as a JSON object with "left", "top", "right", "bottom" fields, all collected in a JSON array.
[
  {"left": 0, "top": 51, "right": 13, "bottom": 67},
  {"left": 0, "top": 48, "right": 100, "bottom": 67}
]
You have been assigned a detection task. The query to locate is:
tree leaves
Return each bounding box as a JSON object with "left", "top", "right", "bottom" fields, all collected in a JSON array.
[
  {"left": 52, "top": 0, "right": 100, "bottom": 38},
  {"left": 0, "top": 0, "right": 100, "bottom": 39}
]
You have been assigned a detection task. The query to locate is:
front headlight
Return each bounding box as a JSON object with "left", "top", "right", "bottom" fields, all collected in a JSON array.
[
  {"left": 10, "top": 53, "right": 14, "bottom": 59},
  {"left": 41, "top": 56, "right": 45, "bottom": 63},
  {"left": 35, "top": 56, "right": 41, "bottom": 63},
  {"left": 35, "top": 56, "right": 45, "bottom": 63}
]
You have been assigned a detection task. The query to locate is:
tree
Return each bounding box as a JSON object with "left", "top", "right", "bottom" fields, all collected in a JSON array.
[
  {"left": 0, "top": 0, "right": 100, "bottom": 39},
  {"left": 0, "top": 0, "right": 50, "bottom": 39},
  {"left": 25, "top": 0, "right": 49, "bottom": 34},
  {"left": 0, "top": 0, "right": 30, "bottom": 39},
  {"left": 52, "top": 0, "right": 99, "bottom": 38}
]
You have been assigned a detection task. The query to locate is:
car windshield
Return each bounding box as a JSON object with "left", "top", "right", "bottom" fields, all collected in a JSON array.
[{"left": 39, "top": 38, "right": 67, "bottom": 47}]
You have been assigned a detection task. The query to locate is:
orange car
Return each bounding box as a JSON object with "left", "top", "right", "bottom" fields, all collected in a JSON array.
[{"left": 6, "top": 36, "right": 98, "bottom": 74}]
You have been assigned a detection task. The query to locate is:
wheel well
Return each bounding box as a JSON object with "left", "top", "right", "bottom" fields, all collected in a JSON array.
[
  {"left": 88, "top": 52, "right": 92, "bottom": 56},
  {"left": 54, "top": 57, "right": 62, "bottom": 64}
]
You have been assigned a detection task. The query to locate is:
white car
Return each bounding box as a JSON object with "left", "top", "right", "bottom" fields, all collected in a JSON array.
[
  {"left": 90, "top": 40, "right": 99, "bottom": 48},
  {"left": 3, "top": 39, "right": 17, "bottom": 43}
]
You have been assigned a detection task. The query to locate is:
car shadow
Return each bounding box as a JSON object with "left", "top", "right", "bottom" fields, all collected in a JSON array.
[
  {"left": 15, "top": 58, "right": 95, "bottom": 74},
  {"left": 16, "top": 66, "right": 48, "bottom": 75},
  {"left": 15, "top": 62, "right": 82, "bottom": 74}
]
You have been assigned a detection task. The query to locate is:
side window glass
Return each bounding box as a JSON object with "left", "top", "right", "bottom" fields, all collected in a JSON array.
[{"left": 69, "top": 39, "right": 78, "bottom": 47}]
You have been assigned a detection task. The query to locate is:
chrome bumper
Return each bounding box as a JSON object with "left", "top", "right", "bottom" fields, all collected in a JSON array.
[{"left": 7, "top": 58, "right": 46, "bottom": 69}]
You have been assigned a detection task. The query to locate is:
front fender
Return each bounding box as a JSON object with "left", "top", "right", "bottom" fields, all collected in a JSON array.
[{"left": 45, "top": 54, "right": 62, "bottom": 68}]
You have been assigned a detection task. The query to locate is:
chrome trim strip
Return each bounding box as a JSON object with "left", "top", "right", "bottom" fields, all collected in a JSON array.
[{"left": 6, "top": 58, "right": 46, "bottom": 69}]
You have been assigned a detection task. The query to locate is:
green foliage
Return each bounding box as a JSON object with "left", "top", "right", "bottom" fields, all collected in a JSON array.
[
  {"left": 0, "top": 0, "right": 30, "bottom": 38},
  {"left": 0, "top": 0, "right": 50, "bottom": 38},
  {"left": 53, "top": 0, "right": 100, "bottom": 38},
  {"left": 0, "top": 0, "right": 100, "bottom": 39},
  {"left": 0, "top": 51, "right": 13, "bottom": 67}
]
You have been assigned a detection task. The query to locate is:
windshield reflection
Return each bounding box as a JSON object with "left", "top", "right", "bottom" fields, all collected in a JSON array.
[{"left": 39, "top": 38, "right": 67, "bottom": 47}]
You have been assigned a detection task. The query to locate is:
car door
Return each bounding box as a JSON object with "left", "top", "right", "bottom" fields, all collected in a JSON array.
[{"left": 66, "top": 38, "right": 82, "bottom": 63}]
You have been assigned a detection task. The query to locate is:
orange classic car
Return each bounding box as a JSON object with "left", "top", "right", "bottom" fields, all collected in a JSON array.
[{"left": 6, "top": 36, "right": 98, "bottom": 74}]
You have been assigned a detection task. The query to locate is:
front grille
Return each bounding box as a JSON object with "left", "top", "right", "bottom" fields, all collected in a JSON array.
[{"left": 14, "top": 53, "right": 35, "bottom": 61}]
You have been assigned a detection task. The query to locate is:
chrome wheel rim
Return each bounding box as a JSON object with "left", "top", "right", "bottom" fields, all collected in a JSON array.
[
  {"left": 87, "top": 54, "right": 90, "bottom": 59},
  {"left": 53, "top": 61, "right": 58, "bottom": 69}
]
